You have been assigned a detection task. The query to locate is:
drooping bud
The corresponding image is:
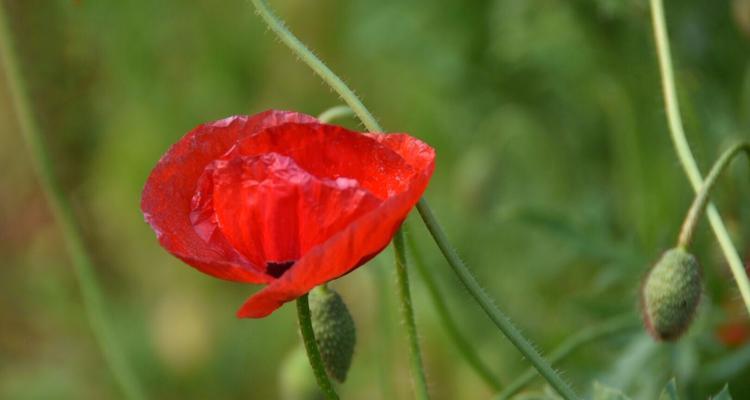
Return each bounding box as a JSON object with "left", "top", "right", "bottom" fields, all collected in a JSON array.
[
  {"left": 308, "top": 286, "right": 356, "bottom": 382},
  {"left": 640, "top": 248, "right": 702, "bottom": 341}
]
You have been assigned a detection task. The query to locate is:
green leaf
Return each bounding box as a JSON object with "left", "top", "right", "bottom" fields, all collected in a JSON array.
[
  {"left": 711, "top": 384, "right": 732, "bottom": 400},
  {"left": 658, "top": 378, "right": 679, "bottom": 400},
  {"left": 592, "top": 381, "right": 631, "bottom": 400}
]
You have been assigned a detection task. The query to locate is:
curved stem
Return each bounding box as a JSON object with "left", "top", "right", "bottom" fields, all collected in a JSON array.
[
  {"left": 496, "top": 314, "right": 639, "bottom": 400},
  {"left": 405, "top": 227, "right": 502, "bottom": 391},
  {"left": 248, "top": 1, "right": 577, "bottom": 398},
  {"left": 317, "top": 105, "right": 354, "bottom": 124},
  {"left": 250, "top": 0, "right": 381, "bottom": 132},
  {"left": 296, "top": 294, "right": 340, "bottom": 400},
  {"left": 0, "top": 5, "right": 145, "bottom": 400},
  {"left": 649, "top": 0, "right": 750, "bottom": 315},
  {"left": 416, "top": 202, "right": 579, "bottom": 400},
  {"left": 678, "top": 142, "right": 750, "bottom": 248},
  {"left": 394, "top": 231, "right": 431, "bottom": 400}
]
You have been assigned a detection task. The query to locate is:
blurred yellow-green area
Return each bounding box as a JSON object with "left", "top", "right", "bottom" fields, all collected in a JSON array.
[{"left": 2, "top": 0, "right": 750, "bottom": 399}]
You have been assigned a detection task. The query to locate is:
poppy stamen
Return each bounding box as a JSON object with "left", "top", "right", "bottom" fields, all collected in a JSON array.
[{"left": 267, "top": 260, "right": 295, "bottom": 278}]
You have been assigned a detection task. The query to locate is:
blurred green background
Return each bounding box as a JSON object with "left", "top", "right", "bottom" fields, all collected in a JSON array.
[{"left": 2, "top": 0, "right": 750, "bottom": 399}]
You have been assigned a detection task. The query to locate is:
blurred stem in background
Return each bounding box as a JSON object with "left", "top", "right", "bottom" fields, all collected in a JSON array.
[
  {"left": 495, "top": 314, "right": 640, "bottom": 399},
  {"left": 649, "top": 0, "right": 750, "bottom": 315},
  {"left": 296, "top": 294, "right": 339, "bottom": 400},
  {"left": 0, "top": 3, "right": 145, "bottom": 400},
  {"left": 249, "top": 1, "right": 579, "bottom": 399},
  {"left": 405, "top": 225, "right": 503, "bottom": 391}
]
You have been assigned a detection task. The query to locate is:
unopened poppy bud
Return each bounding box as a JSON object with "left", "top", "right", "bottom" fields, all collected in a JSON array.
[
  {"left": 640, "top": 248, "right": 702, "bottom": 341},
  {"left": 309, "top": 286, "right": 356, "bottom": 382}
]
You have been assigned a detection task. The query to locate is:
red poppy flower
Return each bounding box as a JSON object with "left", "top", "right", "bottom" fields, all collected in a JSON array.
[{"left": 141, "top": 110, "right": 435, "bottom": 318}]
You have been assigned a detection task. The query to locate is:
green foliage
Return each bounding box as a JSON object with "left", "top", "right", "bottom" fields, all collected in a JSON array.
[
  {"left": 712, "top": 385, "right": 733, "bottom": 400},
  {"left": 592, "top": 381, "right": 631, "bottom": 400},
  {"left": 659, "top": 379, "right": 679, "bottom": 400}
]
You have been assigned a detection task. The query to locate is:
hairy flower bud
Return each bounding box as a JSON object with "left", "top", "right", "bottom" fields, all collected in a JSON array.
[
  {"left": 309, "top": 286, "right": 356, "bottom": 382},
  {"left": 640, "top": 248, "right": 702, "bottom": 341}
]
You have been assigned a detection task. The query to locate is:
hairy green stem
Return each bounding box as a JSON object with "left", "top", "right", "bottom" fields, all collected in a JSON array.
[
  {"left": 0, "top": 4, "right": 145, "bottom": 400},
  {"left": 250, "top": 0, "right": 431, "bottom": 394},
  {"left": 250, "top": 0, "right": 381, "bottom": 132},
  {"left": 248, "top": 1, "right": 577, "bottom": 398},
  {"left": 394, "top": 231, "right": 431, "bottom": 400},
  {"left": 317, "top": 105, "right": 354, "bottom": 124},
  {"left": 297, "top": 294, "right": 339, "bottom": 400},
  {"left": 678, "top": 143, "right": 750, "bottom": 248},
  {"left": 496, "top": 314, "right": 639, "bottom": 399},
  {"left": 405, "top": 227, "right": 503, "bottom": 391},
  {"left": 416, "top": 202, "right": 579, "bottom": 400},
  {"left": 649, "top": 0, "right": 750, "bottom": 315}
]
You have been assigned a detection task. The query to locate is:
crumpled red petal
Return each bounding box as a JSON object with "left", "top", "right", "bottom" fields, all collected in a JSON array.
[
  {"left": 210, "top": 152, "right": 382, "bottom": 270},
  {"left": 141, "top": 111, "right": 316, "bottom": 283},
  {"left": 236, "top": 132, "right": 435, "bottom": 318},
  {"left": 141, "top": 109, "right": 435, "bottom": 318}
]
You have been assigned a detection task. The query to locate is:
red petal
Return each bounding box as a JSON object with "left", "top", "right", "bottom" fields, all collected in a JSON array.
[
  {"left": 141, "top": 111, "right": 316, "bottom": 283},
  {"left": 210, "top": 152, "right": 382, "bottom": 271},
  {"left": 232, "top": 123, "right": 417, "bottom": 199},
  {"left": 236, "top": 135, "right": 435, "bottom": 318}
]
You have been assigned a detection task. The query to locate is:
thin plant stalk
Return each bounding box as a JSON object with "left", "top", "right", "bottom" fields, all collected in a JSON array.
[
  {"left": 297, "top": 294, "right": 339, "bottom": 400},
  {"left": 248, "top": 1, "right": 578, "bottom": 398},
  {"left": 406, "top": 227, "right": 503, "bottom": 391},
  {"left": 393, "top": 230, "right": 431, "bottom": 400},
  {"left": 677, "top": 142, "right": 750, "bottom": 248},
  {"left": 649, "top": 0, "right": 750, "bottom": 315},
  {"left": 496, "top": 314, "right": 639, "bottom": 400},
  {"left": 415, "top": 203, "right": 579, "bottom": 399},
  {"left": 318, "top": 105, "right": 354, "bottom": 124},
  {"left": 0, "top": 5, "right": 145, "bottom": 400},
  {"left": 250, "top": 0, "right": 431, "bottom": 395}
]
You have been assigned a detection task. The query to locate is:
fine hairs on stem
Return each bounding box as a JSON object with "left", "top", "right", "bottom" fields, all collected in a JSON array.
[
  {"left": 297, "top": 295, "right": 340, "bottom": 400},
  {"left": 496, "top": 314, "right": 640, "bottom": 399},
  {"left": 405, "top": 226, "right": 503, "bottom": 391},
  {"left": 248, "top": 0, "right": 579, "bottom": 398},
  {"left": 393, "top": 230, "right": 431, "bottom": 400},
  {"left": 0, "top": 4, "right": 145, "bottom": 400},
  {"left": 649, "top": 0, "right": 750, "bottom": 315}
]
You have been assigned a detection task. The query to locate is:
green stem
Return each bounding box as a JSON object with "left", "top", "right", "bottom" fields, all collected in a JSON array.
[
  {"left": 251, "top": 1, "right": 430, "bottom": 394},
  {"left": 416, "top": 202, "right": 579, "bottom": 400},
  {"left": 496, "top": 314, "right": 639, "bottom": 400},
  {"left": 678, "top": 143, "right": 750, "bottom": 248},
  {"left": 317, "top": 105, "right": 354, "bottom": 124},
  {"left": 296, "top": 294, "right": 340, "bottom": 400},
  {"left": 0, "top": 4, "right": 145, "bottom": 400},
  {"left": 248, "top": 1, "right": 577, "bottom": 398},
  {"left": 649, "top": 0, "right": 750, "bottom": 315},
  {"left": 405, "top": 227, "right": 503, "bottom": 391},
  {"left": 250, "top": 0, "right": 381, "bottom": 132},
  {"left": 394, "top": 231, "right": 431, "bottom": 400}
]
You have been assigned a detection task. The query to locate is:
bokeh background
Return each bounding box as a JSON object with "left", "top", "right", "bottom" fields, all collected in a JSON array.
[{"left": 2, "top": 0, "right": 750, "bottom": 399}]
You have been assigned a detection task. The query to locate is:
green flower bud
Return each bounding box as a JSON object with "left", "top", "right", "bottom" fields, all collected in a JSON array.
[
  {"left": 640, "top": 248, "right": 702, "bottom": 341},
  {"left": 309, "top": 286, "right": 356, "bottom": 382}
]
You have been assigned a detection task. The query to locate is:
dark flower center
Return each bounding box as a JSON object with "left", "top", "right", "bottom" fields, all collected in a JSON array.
[{"left": 266, "top": 260, "right": 295, "bottom": 278}]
